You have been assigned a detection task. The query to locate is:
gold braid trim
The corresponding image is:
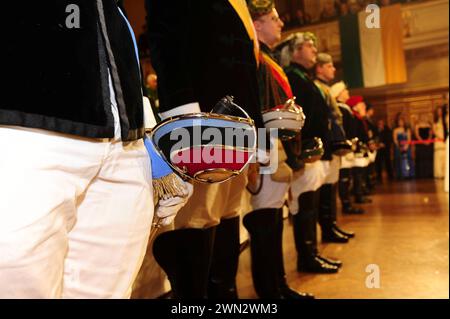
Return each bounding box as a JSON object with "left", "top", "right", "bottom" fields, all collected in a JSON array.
[{"left": 152, "top": 173, "right": 187, "bottom": 202}]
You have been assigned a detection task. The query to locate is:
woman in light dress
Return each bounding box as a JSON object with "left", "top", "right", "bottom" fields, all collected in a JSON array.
[
  {"left": 444, "top": 104, "right": 449, "bottom": 193},
  {"left": 433, "top": 106, "right": 447, "bottom": 179}
]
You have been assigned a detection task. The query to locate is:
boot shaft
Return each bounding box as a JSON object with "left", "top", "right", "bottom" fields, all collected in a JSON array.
[
  {"left": 292, "top": 191, "right": 319, "bottom": 258},
  {"left": 153, "top": 227, "right": 216, "bottom": 299},
  {"left": 208, "top": 216, "right": 241, "bottom": 299},
  {"left": 243, "top": 209, "right": 283, "bottom": 298}
]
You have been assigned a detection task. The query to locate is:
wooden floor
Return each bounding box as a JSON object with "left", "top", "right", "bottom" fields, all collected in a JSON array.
[{"left": 236, "top": 179, "right": 449, "bottom": 299}]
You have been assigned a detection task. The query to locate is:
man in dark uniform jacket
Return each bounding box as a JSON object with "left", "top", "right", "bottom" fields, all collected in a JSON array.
[
  {"left": 284, "top": 42, "right": 332, "bottom": 162},
  {"left": 365, "top": 105, "right": 379, "bottom": 191},
  {"left": 282, "top": 33, "right": 341, "bottom": 274},
  {"left": 2, "top": 0, "right": 144, "bottom": 140},
  {"left": 375, "top": 120, "right": 394, "bottom": 181},
  {"left": 347, "top": 96, "right": 373, "bottom": 204},
  {"left": 331, "top": 82, "right": 365, "bottom": 215},
  {"left": 0, "top": 0, "right": 161, "bottom": 298},
  {"left": 146, "top": 0, "right": 264, "bottom": 125},
  {"left": 243, "top": 0, "right": 313, "bottom": 299},
  {"left": 146, "top": 0, "right": 264, "bottom": 299},
  {"left": 314, "top": 53, "right": 355, "bottom": 243}
]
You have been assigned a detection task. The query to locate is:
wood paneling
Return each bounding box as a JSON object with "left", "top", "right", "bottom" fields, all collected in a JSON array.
[
  {"left": 123, "top": 0, "right": 146, "bottom": 39},
  {"left": 352, "top": 86, "right": 449, "bottom": 127}
]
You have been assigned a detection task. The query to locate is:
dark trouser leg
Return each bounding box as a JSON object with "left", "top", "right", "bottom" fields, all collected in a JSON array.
[
  {"left": 208, "top": 216, "right": 240, "bottom": 299},
  {"left": 369, "top": 162, "right": 377, "bottom": 188},
  {"left": 339, "top": 169, "right": 352, "bottom": 211},
  {"left": 385, "top": 152, "right": 394, "bottom": 180},
  {"left": 375, "top": 153, "right": 384, "bottom": 182},
  {"left": 153, "top": 227, "right": 216, "bottom": 299},
  {"left": 364, "top": 165, "right": 373, "bottom": 194}
]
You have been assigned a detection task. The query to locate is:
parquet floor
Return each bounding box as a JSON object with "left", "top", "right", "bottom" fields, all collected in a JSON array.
[{"left": 237, "top": 179, "right": 449, "bottom": 299}]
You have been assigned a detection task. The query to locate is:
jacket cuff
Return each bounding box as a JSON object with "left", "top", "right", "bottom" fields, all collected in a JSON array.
[
  {"left": 143, "top": 97, "right": 157, "bottom": 130},
  {"left": 159, "top": 102, "right": 201, "bottom": 120}
]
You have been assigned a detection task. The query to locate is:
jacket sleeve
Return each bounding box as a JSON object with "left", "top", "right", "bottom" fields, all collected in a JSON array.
[
  {"left": 340, "top": 107, "right": 354, "bottom": 139},
  {"left": 146, "top": 0, "right": 201, "bottom": 117},
  {"left": 287, "top": 72, "right": 314, "bottom": 140},
  {"left": 356, "top": 120, "right": 369, "bottom": 144}
]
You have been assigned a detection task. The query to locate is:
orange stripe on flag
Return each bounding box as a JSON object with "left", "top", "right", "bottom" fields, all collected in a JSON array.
[{"left": 381, "top": 4, "right": 407, "bottom": 84}]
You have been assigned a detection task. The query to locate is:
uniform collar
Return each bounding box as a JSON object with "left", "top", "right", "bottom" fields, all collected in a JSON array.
[{"left": 289, "top": 62, "right": 311, "bottom": 77}]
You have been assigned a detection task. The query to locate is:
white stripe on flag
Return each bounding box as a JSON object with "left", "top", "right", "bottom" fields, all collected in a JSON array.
[{"left": 358, "top": 11, "right": 386, "bottom": 88}]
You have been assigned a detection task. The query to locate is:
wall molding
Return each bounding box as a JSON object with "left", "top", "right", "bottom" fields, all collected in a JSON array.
[{"left": 280, "top": 0, "right": 449, "bottom": 59}]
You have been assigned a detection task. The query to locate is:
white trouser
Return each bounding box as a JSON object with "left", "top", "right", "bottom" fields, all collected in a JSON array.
[
  {"left": 322, "top": 156, "right": 341, "bottom": 185},
  {"left": 132, "top": 223, "right": 173, "bottom": 299},
  {"left": 354, "top": 155, "right": 370, "bottom": 168},
  {"left": 251, "top": 175, "right": 290, "bottom": 211},
  {"left": 341, "top": 152, "right": 355, "bottom": 169},
  {"left": 0, "top": 126, "right": 153, "bottom": 298},
  {"left": 368, "top": 150, "right": 377, "bottom": 164},
  {"left": 288, "top": 161, "right": 325, "bottom": 214}
]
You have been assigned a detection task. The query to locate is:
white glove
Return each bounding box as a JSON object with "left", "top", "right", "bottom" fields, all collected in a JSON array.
[
  {"left": 155, "top": 179, "right": 193, "bottom": 226},
  {"left": 256, "top": 148, "right": 271, "bottom": 165}
]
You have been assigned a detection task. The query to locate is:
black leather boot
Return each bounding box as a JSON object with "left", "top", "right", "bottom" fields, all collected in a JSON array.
[
  {"left": 353, "top": 167, "right": 372, "bottom": 204},
  {"left": 333, "top": 223, "right": 355, "bottom": 238},
  {"left": 153, "top": 227, "right": 215, "bottom": 299},
  {"left": 317, "top": 254, "right": 343, "bottom": 268},
  {"left": 327, "top": 183, "right": 355, "bottom": 238},
  {"left": 339, "top": 168, "right": 365, "bottom": 215},
  {"left": 319, "top": 184, "right": 349, "bottom": 243},
  {"left": 343, "top": 205, "right": 365, "bottom": 214},
  {"left": 321, "top": 225, "right": 349, "bottom": 243},
  {"left": 366, "top": 162, "right": 376, "bottom": 191},
  {"left": 208, "top": 216, "right": 240, "bottom": 299},
  {"left": 297, "top": 253, "right": 339, "bottom": 273},
  {"left": 355, "top": 196, "right": 372, "bottom": 204},
  {"left": 243, "top": 209, "right": 282, "bottom": 298},
  {"left": 362, "top": 166, "right": 372, "bottom": 195},
  {"left": 274, "top": 209, "right": 314, "bottom": 299},
  {"left": 293, "top": 191, "right": 339, "bottom": 274}
]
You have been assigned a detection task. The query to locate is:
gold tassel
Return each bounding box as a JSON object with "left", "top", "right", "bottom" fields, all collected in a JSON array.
[{"left": 152, "top": 173, "right": 188, "bottom": 202}]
